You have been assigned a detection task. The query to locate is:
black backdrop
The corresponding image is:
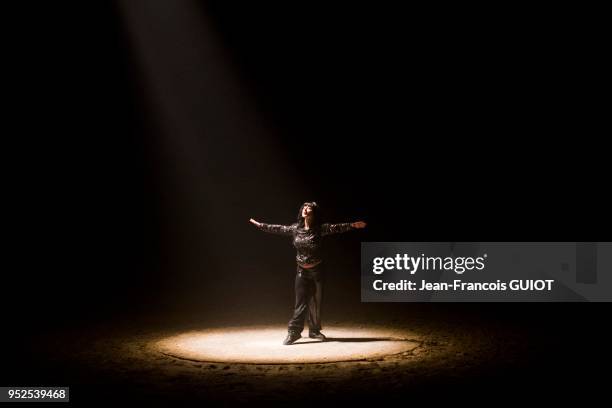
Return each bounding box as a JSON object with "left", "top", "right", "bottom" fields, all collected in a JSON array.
[{"left": 5, "top": 1, "right": 608, "bottom": 339}]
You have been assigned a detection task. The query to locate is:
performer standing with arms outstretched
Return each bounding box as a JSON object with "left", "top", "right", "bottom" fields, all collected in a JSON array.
[{"left": 250, "top": 202, "right": 366, "bottom": 345}]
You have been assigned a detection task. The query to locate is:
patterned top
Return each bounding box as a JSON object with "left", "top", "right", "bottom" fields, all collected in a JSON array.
[{"left": 256, "top": 222, "right": 355, "bottom": 265}]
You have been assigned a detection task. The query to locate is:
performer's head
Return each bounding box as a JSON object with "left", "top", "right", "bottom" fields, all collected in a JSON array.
[{"left": 298, "top": 201, "right": 320, "bottom": 228}]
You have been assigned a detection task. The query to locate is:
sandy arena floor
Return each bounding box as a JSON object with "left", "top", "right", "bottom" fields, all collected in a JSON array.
[
  {"left": 10, "top": 310, "right": 543, "bottom": 404},
  {"left": 154, "top": 325, "right": 422, "bottom": 364}
]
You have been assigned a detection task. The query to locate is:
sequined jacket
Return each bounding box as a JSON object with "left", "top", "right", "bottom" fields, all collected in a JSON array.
[{"left": 256, "top": 222, "right": 355, "bottom": 265}]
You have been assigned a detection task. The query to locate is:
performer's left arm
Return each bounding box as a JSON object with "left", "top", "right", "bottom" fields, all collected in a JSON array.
[{"left": 321, "top": 221, "right": 366, "bottom": 236}]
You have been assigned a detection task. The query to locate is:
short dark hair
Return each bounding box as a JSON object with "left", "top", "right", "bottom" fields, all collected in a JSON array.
[{"left": 297, "top": 201, "right": 321, "bottom": 228}]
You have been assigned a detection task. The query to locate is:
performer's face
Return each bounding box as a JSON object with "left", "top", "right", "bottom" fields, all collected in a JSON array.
[{"left": 302, "top": 204, "right": 313, "bottom": 218}]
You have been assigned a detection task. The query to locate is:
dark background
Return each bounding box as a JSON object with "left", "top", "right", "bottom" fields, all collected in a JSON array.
[{"left": 4, "top": 1, "right": 608, "bottom": 404}]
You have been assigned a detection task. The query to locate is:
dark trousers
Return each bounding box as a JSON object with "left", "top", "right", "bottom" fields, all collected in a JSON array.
[{"left": 288, "top": 263, "right": 323, "bottom": 334}]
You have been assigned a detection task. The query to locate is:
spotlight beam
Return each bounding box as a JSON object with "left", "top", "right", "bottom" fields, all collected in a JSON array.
[{"left": 115, "top": 0, "right": 307, "bottom": 308}]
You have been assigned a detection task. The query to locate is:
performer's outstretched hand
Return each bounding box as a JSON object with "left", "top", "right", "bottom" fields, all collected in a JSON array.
[
  {"left": 351, "top": 221, "right": 367, "bottom": 229},
  {"left": 249, "top": 218, "right": 261, "bottom": 227}
]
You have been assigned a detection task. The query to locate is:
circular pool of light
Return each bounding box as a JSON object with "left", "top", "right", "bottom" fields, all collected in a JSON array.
[{"left": 153, "top": 325, "right": 421, "bottom": 364}]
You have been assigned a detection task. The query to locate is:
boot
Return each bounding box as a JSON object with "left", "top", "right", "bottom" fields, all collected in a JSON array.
[
  {"left": 309, "top": 330, "right": 326, "bottom": 340},
  {"left": 283, "top": 331, "right": 302, "bottom": 345}
]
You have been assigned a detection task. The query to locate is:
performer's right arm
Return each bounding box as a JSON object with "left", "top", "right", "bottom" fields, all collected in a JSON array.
[{"left": 249, "top": 218, "right": 295, "bottom": 236}]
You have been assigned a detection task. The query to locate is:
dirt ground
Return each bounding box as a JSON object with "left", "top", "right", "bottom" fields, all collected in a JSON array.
[{"left": 5, "top": 305, "right": 552, "bottom": 405}]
